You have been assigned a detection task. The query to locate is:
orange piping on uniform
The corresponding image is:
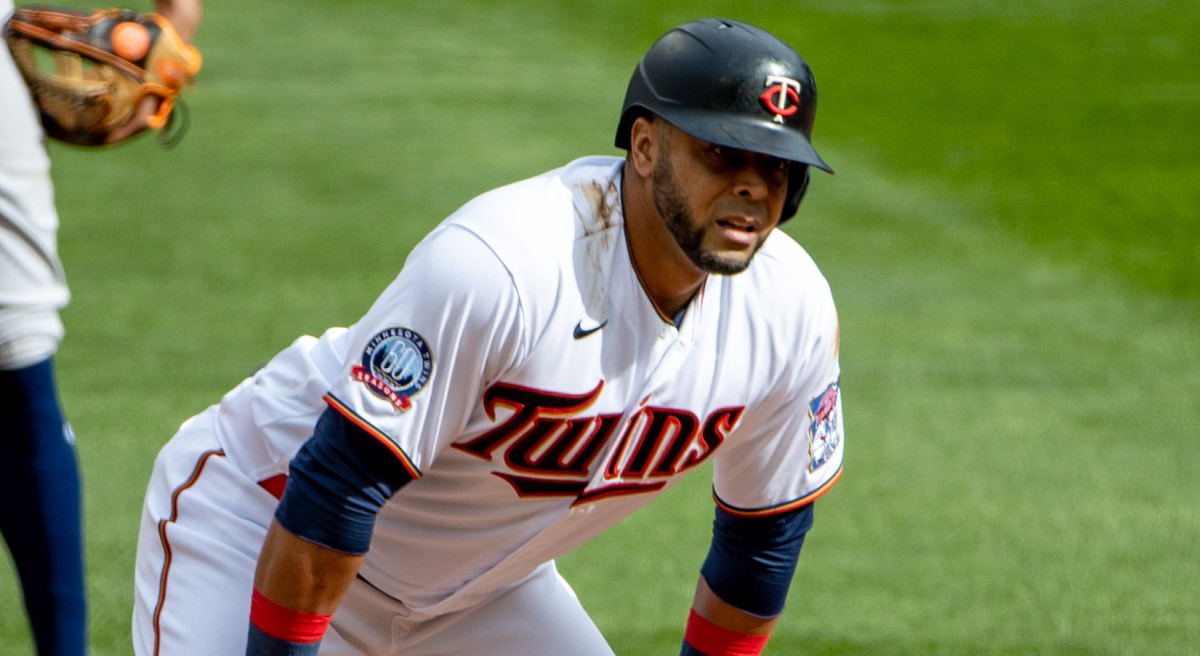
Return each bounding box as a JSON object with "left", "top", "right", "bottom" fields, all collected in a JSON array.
[
  {"left": 152, "top": 449, "right": 225, "bottom": 656},
  {"left": 323, "top": 393, "right": 422, "bottom": 480},
  {"left": 714, "top": 464, "right": 843, "bottom": 518}
]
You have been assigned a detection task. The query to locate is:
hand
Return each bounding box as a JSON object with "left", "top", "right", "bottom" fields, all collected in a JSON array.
[
  {"left": 105, "top": 1, "right": 203, "bottom": 145},
  {"left": 105, "top": 96, "right": 161, "bottom": 145},
  {"left": 153, "top": 0, "right": 202, "bottom": 43}
]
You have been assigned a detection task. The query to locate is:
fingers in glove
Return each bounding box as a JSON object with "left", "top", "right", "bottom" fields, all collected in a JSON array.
[{"left": 104, "top": 95, "right": 160, "bottom": 144}]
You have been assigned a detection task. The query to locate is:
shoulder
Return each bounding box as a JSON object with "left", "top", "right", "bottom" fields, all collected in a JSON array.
[
  {"left": 425, "top": 155, "right": 625, "bottom": 307},
  {"left": 446, "top": 155, "right": 624, "bottom": 236},
  {"left": 380, "top": 157, "right": 623, "bottom": 357},
  {"left": 419, "top": 157, "right": 621, "bottom": 270},
  {"left": 405, "top": 156, "right": 624, "bottom": 275},
  {"left": 714, "top": 229, "right": 840, "bottom": 383},
  {"left": 742, "top": 229, "right": 837, "bottom": 321}
]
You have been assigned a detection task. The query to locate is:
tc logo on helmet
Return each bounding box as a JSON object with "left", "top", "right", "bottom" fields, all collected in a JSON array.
[{"left": 760, "top": 75, "right": 803, "bottom": 124}]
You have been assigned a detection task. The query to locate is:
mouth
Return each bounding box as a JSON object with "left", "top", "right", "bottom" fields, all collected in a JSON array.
[
  {"left": 715, "top": 215, "right": 761, "bottom": 243},
  {"left": 717, "top": 216, "right": 755, "bottom": 230}
]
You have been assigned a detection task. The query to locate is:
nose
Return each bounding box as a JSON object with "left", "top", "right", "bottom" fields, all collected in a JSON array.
[{"left": 735, "top": 174, "right": 766, "bottom": 202}]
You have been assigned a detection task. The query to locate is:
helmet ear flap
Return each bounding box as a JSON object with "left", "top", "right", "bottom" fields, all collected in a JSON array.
[{"left": 780, "top": 165, "right": 811, "bottom": 223}]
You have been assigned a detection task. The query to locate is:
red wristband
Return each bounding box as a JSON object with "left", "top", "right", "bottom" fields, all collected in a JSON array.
[
  {"left": 684, "top": 609, "right": 771, "bottom": 656},
  {"left": 249, "top": 589, "right": 332, "bottom": 644}
]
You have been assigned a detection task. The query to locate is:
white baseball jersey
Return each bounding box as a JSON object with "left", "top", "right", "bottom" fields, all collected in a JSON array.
[
  {"left": 0, "top": 0, "right": 67, "bottom": 310},
  {"left": 1, "top": 0, "right": 69, "bottom": 366},
  {"left": 135, "top": 155, "right": 844, "bottom": 653}
]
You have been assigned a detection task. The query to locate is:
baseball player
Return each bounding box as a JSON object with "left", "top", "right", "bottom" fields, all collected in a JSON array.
[
  {"left": 132, "top": 18, "right": 844, "bottom": 656},
  {"left": 1, "top": 2, "right": 200, "bottom": 653}
]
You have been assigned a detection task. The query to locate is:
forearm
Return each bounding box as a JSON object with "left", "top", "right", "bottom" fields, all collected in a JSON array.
[
  {"left": 680, "top": 502, "right": 815, "bottom": 655},
  {"left": 253, "top": 519, "right": 364, "bottom": 615},
  {"left": 152, "top": 0, "right": 201, "bottom": 41},
  {"left": 246, "top": 406, "right": 413, "bottom": 654},
  {"left": 246, "top": 521, "right": 364, "bottom": 655},
  {"left": 680, "top": 576, "right": 776, "bottom": 656},
  {"left": 690, "top": 575, "right": 777, "bottom": 636}
]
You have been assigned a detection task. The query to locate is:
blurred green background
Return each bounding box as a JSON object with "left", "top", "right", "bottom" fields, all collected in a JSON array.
[{"left": 1, "top": 0, "right": 1196, "bottom": 654}]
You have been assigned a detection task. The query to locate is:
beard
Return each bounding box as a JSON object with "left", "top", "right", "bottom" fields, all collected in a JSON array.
[{"left": 651, "top": 153, "right": 760, "bottom": 275}]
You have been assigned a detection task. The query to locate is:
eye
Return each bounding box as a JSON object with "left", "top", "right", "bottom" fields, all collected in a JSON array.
[
  {"left": 754, "top": 157, "right": 791, "bottom": 188},
  {"left": 709, "top": 144, "right": 743, "bottom": 167}
]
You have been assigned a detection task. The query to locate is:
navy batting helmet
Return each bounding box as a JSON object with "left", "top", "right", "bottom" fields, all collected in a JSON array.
[{"left": 615, "top": 18, "right": 833, "bottom": 221}]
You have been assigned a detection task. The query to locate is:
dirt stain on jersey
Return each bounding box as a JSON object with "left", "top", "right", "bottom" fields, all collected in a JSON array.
[
  {"left": 573, "top": 179, "right": 623, "bottom": 318},
  {"left": 577, "top": 179, "right": 621, "bottom": 237}
]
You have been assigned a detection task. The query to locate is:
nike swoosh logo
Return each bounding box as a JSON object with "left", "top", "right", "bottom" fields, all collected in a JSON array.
[{"left": 573, "top": 319, "right": 608, "bottom": 340}]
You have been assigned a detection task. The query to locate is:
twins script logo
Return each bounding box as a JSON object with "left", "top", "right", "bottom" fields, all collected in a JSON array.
[
  {"left": 453, "top": 381, "right": 744, "bottom": 505},
  {"left": 760, "top": 75, "right": 803, "bottom": 124}
]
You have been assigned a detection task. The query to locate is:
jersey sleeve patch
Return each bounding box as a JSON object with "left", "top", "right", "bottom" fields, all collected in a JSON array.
[
  {"left": 350, "top": 327, "right": 433, "bottom": 412},
  {"left": 808, "top": 379, "right": 842, "bottom": 472}
]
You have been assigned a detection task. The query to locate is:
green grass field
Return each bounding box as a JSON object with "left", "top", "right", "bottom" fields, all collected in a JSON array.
[{"left": 2, "top": 0, "right": 1196, "bottom": 654}]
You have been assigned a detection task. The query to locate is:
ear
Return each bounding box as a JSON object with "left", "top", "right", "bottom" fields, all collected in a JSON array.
[{"left": 627, "top": 115, "right": 658, "bottom": 179}]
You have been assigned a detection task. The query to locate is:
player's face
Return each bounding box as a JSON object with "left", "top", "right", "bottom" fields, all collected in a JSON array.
[{"left": 651, "top": 123, "right": 790, "bottom": 275}]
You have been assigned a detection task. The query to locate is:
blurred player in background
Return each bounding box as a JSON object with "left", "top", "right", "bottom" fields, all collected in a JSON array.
[
  {"left": 0, "top": 1, "right": 200, "bottom": 653},
  {"left": 133, "top": 18, "right": 845, "bottom": 656}
]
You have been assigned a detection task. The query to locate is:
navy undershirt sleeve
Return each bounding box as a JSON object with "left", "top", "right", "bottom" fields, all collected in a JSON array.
[
  {"left": 274, "top": 405, "right": 414, "bottom": 555},
  {"left": 245, "top": 624, "right": 320, "bottom": 656},
  {"left": 698, "top": 502, "right": 815, "bottom": 618}
]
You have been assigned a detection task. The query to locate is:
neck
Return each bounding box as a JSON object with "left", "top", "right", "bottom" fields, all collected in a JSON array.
[{"left": 622, "top": 160, "right": 707, "bottom": 320}]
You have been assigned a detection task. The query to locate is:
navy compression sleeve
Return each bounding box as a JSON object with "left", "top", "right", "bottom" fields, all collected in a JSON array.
[
  {"left": 698, "top": 502, "right": 815, "bottom": 618},
  {"left": 273, "top": 405, "right": 414, "bottom": 554},
  {"left": 245, "top": 623, "right": 320, "bottom": 656}
]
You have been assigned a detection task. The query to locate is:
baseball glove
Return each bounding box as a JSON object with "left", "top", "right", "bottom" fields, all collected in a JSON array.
[{"left": 3, "top": 5, "right": 201, "bottom": 146}]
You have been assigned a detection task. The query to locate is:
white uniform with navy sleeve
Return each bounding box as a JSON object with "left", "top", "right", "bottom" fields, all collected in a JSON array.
[{"left": 133, "top": 156, "right": 844, "bottom": 655}]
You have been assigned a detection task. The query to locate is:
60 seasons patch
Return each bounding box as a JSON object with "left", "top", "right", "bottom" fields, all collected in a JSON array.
[{"left": 351, "top": 327, "right": 433, "bottom": 412}]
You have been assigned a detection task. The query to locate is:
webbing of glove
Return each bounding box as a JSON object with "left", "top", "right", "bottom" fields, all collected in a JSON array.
[{"left": 3, "top": 5, "right": 201, "bottom": 145}]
